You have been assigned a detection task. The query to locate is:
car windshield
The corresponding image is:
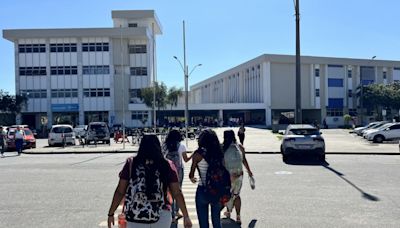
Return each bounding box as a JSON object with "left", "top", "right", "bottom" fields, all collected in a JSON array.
[
  {"left": 374, "top": 123, "right": 392, "bottom": 130},
  {"left": 90, "top": 124, "right": 106, "bottom": 130},
  {"left": 24, "top": 129, "right": 32, "bottom": 135},
  {"left": 289, "top": 128, "right": 320, "bottom": 136},
  {"left": 52, "top": 127, "right": 72, "bottom": 133},
  {"left": 75, "top": 125, "right": 86, "bottom": 129}
]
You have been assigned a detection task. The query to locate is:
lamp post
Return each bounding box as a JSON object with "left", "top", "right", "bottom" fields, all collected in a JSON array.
[
  {"left": 294, "top": 0, "right": 302, "bottom": 124},
  {"left": 120, "top": 25, "right": 126, "bottom": 149},
  {"left": 174, "top": 55, "right": 201, "bottom": 146}
]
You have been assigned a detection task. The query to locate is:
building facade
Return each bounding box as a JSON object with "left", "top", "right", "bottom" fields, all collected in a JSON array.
[
  {"left": 3, "top": 10, "right": 161, "bottom": 130},
  {"left": 190, "top": 54, "right": 400, "bottom": 127}
]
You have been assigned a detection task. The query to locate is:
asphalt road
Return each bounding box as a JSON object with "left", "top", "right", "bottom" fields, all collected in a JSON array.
[{"left": 0, "top": 153, "right": 399, "bottom": 227}]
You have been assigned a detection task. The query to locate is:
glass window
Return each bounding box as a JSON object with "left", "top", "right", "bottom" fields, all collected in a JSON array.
[
  {"left": 315, "top": 69, "right": 320, "bottom": 77},
  {"left": 328, "top": 78, "right": 343, "bottom": 87},
  {"left": 315, "top": 89, "right": 320, "bottom": 97},
  {"left": 90, "top": 90, "right": 96, "bottom": 97},
  {"left": 104, "top": 89, "right": 110, "bottom": 97},
  {"left": 347, "top": 70, "right": 352, "bottom": 78},
  {"left": 383, "top": 71, "right": 387, "bottom": 79},
  {"left": 348, "top": 89, "right": 352, "bottom": 97},
  {"left": 84, "top": 89, "right": 90, "bottom": 97}
]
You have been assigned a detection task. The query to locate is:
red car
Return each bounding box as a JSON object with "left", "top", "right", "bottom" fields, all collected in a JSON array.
[{"left": 6, "top": 127, "right": 37, "bottom": 150}]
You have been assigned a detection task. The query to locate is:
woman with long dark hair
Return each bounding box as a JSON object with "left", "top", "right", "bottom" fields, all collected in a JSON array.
[
  {"left": 163, "top": 129, "right": 191, "bottom": 222},
  {"left": 222, "top": 130, "right": 253, "bottom": 225},
  {"left": 189, "top": 129, "right": 224, "bottom": 228},
  {"left": 107, "top": 134, "right": 192, "bottom": 228}
]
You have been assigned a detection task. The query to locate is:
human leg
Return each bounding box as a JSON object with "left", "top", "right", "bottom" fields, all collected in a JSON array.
[
  {"left": 234, "top": 196, "right": 242, "bottom": 224},
  {"left": 196, "top": 186, "right": 209, "bottom": 228},
  {"left": 210, "top": 202, "right": 222, "bottom": 228}
]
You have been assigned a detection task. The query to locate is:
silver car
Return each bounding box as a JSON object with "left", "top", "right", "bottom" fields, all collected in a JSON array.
[{"left": 280, "top": 124, "right": 325, "bottom": 162}]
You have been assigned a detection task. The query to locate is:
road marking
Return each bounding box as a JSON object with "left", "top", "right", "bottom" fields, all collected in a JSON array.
[{"left": 275, "top": 171, "right": 293, "bottom": 175}]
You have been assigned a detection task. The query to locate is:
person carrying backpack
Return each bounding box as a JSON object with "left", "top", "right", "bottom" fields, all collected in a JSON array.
[
  {"left": 163, "top": 129, "right": 191, "bottom": 223},
  {"left": 189, "top": 129, "right": 231, "bottom": 228},
  {"left": 107, "top": 134, "right": 192, "bottom": 228},
  {"left": 222, "top": 130, "right": 253, "bottom": 225}
]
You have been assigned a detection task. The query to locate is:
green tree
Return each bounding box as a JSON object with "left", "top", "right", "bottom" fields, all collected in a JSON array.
[
  {"left": 167, "top": 86, "right": 183, "bottom": 110},
  {"left": 0, "top": 90, "right": 28, "bottom": 114},
  {"left": 140, "top": 81, "right": 168, "bottom": 111}
]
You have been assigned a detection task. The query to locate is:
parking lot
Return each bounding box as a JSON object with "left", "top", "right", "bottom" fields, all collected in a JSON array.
[{"left": 15, "top": 127, "right": 400, "bottom": 154}]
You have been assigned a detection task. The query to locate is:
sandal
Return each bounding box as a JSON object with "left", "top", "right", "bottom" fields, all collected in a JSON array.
[
  {"left": 224, "top": 211, "right": 231, "bottom": 219},
  {"left": 236, "top": 215, "right": 242, "bottom": 225}
]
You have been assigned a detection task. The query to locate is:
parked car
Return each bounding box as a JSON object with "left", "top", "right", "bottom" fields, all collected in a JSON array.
[
  {"left": 73, "top": 125, "right": 87, "bottom": 138},
  {"left": 48, "top": 125, "right": 76, "bottom": 146},
  {"left": 365, "top": 123, "right": 400, "bottom": 143},
  {"left": 353, "top": 121, "right": 380, "bottom": 136},
  {"left": 6, "top": 127, "right": 36, "bottom": 150},
  {"left": 86, "top": 122, "right": 110, "bottom": 145},
  {"left": 362, "top": 122, "right": 392, "bottom": 138},
  {"left": 280, "top": 124, "right": 325, "bottom": 162}
]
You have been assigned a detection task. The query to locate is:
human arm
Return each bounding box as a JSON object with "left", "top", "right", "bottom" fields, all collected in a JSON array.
[
  {"left": 169, "top": 182, "right": 192, "bottom": 227},
  {"left": 238, "top": 144, "right": 253, "bottom": 177},
  {"left": 107, "top": 179, "right": 128, "bottom": 228},
  {"left": 182, "top": 152, "right": 192, "bottom": 162},
  {"left": 189, "top": 152, "right": 202, "bottom": 183}
]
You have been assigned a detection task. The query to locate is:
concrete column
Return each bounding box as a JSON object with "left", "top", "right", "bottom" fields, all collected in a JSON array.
[
  {"left": 218, "top": 109, "right": 223, "bottom": 126},
  {"left": 45, "top": 39, "right": 53, "bottom": 128},
  {"left": 77, "top": 38, "right": 84, "bottom": 125}
]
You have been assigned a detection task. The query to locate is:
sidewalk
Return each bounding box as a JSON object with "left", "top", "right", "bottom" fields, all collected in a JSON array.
[{"left": 22, "top": 127, "right": 400, "bottom": 155}]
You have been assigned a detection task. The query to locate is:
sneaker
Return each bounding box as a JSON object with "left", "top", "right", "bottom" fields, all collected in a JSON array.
[{"left": 1, "top": 154, "right": 4, "bottom": 158}]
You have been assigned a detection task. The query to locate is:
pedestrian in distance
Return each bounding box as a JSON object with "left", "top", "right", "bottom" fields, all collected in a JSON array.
[
  {"left": 189, "top": 129, "right": 231, "bottom": 228},
  {"left": 237, "top": 123, "right": 246, "bottom": 145},
  {"left": 222, "top": 130, "right": 254, "bottom": 225},
  {"left": 107, "top": 134, "right": 192, "bottom": 228},
  {"left": 163, "top": 129, "right": 192, "bottom": 223},
  {"left": 14, "top": 126, "right": 24, "bottom": 155},
  {"left": 0, "top": 126, "right": 6, "bottom": 158}
]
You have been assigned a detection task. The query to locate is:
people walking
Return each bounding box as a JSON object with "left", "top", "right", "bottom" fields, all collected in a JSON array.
[
  {"left": 107, "top": 134, "right": 192, "bottom": 228},
  {"left": 189, "top": 129, "right": 231, "bottom": 228},
  {"left": 237, "top": 123, "right": 246, "bottom": 145},
  {"left": 222, "top": 130, "right": 254, "bottom": 225},
  {"left": 0, "top": 126, "right": 6, "bottom": 158},
  {"left": 163, "top": 129, "right": 191, "bottom": 223},
  {"left": 14, "top": 126, "right": 24, "bottom": 155}
]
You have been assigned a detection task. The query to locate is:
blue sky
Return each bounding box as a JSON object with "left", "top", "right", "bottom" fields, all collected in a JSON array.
[{"left": 1, "top": 0, "right": 399, "bottom": 94}]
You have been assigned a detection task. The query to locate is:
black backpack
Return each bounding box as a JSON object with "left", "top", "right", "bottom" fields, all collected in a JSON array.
[
  {"left": 124, "top": 160, "right": 164, "bottom": 223},
  {"left": 198, "top": 148, "right": 232, "bottom": 205}
]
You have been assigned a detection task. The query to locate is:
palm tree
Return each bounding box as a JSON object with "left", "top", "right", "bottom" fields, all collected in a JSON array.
[{"left": 167, "top": 86, "right": 183, "bottom": 110}]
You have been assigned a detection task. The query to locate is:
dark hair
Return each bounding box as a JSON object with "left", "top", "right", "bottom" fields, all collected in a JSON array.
[
  {"left": 197, "top": 129, "right": 223, "bottom": 163},
  {"left": 164, "top": 129, "right": 182, "bottom": 152},
  {"left": 223, "top": 130, "right": 236, "bottom": 152},
  {"left": 133, "top": 134, "right": 170, "bottom": 196}
]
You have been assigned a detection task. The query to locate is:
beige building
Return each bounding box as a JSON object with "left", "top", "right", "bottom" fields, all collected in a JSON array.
[
  {"left": 190, "top": 54, "right": 400, "bottom": 127},
  {"left": 3, "top": 10, "right": 161, "bottom": 129}
]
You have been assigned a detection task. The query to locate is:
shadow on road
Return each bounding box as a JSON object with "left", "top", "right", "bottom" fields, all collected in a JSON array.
[
  {"left": 285, "top": 156, "right": 380, "bottom": 202},
  {"left": 322, "top": 164, "right": 380, "bottom": 202}
]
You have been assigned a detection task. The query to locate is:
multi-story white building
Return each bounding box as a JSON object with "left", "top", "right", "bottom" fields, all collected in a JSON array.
[
  {"left": 190, "top": 54, "right": 400, "bottom": 127},
  {"left": 3, "top": 10, "right": 161, "bottom": 129}
]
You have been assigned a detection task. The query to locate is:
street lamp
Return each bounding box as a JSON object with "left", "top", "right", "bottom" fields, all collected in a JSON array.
[
  {"left": 173, "top": 55, "right": 201, "bottom": 146},
  {"left": 293, "top": 0, "right": 302, "bottom": 123}
]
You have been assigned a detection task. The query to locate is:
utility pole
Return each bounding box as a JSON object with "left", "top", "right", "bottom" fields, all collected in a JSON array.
[
  {"left": 183, "top": 21, "right": 189, "bottom": 146},
  {"left": 295, "top": 0, "right": 302, "bottom": 124}
]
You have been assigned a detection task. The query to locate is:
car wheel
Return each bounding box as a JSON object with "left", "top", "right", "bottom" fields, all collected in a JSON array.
[
  {"left": 282, "top": 154, "right": 289, "bottom": 163},
  {"left": 319, "top": 153, "right": 326, "bottom": 162},
  {"left": 373, "top": 135, "right": 384, "bottom": 143}
]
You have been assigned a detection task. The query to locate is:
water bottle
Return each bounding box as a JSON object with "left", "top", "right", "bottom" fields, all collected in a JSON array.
[
  {"left": 249, "top": 175, "right": 255, "bottom": 190},
  {"left": 118, "top": 213, "right": 126, "bottom": 228}
]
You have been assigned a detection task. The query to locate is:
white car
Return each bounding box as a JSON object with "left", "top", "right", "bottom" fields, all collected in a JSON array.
[
  {"left": 353, "top": 121, "right": 380, "bottom": 136},
  {"left": 360, "top": 121, "right": 389, "bottom": 137},
  {"left": 48, "top": 125, "right": 76, "bottom": 146},
  {"left": 73, "top": 125, "right": 87, "bottom": 138},
  {"left": 365, "top": 123, "right": 400, "bottom": 143},
  {"left": 280, "top": 124, "right": 325, "bottom": 162},
  {"left": 363, "top": 122, "right": 392, "bottom": 138}
]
